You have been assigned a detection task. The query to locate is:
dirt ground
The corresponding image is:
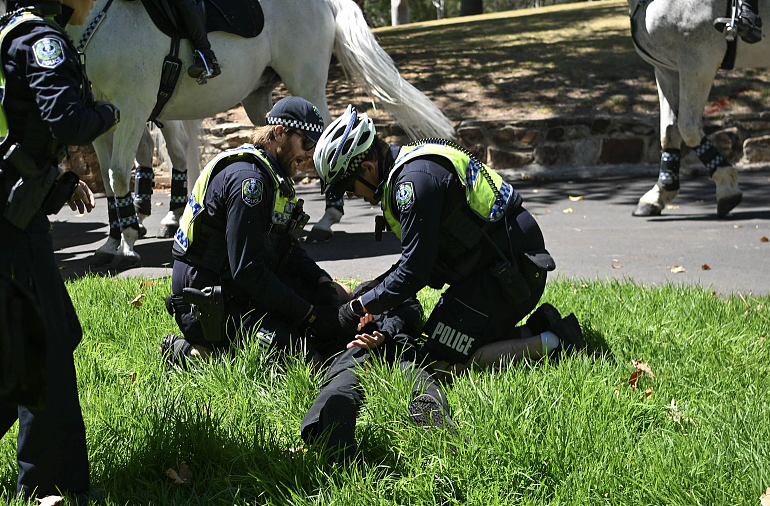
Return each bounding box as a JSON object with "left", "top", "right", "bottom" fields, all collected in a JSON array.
[{"left": 212, "top": 0, "right": 770, "bottom": 130}]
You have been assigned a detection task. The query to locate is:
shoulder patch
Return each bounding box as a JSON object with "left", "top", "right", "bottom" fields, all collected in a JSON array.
[
  {"left": 32, "top": 37, "right": 65, "bottom": 68},
  {"left": 395, "top": 181, "right": 415, "bottom": 212},
  {"left": 241, "top": 178, "right": 263, "bottom": 207}
]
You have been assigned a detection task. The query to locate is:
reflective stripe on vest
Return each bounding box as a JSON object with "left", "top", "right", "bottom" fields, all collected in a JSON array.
[
  {"left": 0, "top": 12, "right": 47, "bottom": 148},
  {"left": 381, "top": 142, "right": 514, "bottom": 240},
  {"left": 173, "top": 144, "right": 297, "bottom": 253}
]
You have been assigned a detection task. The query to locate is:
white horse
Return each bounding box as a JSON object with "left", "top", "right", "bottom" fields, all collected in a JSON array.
[
  {"left": 629, "top": 0, "right": 768, "bottom": 217},
  {"left": 68, "top": 0, "right": 455, "bottom": 267}
]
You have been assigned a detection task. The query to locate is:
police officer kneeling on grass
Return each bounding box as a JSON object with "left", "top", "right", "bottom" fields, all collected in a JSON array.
[
  {"left": 0, "top": 0, "right": 119, "bottom": 501},
  {"left": 163, "top": 97, "right": 350, "bottom": 367},
  {"left": 315, "top": 106, "right": 586, "bottom": 375}
]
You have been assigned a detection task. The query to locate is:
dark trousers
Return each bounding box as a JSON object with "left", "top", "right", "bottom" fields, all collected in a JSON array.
[
  {"left": 0, "top": 219, "right": 89, "bottom": 497},
  {"left": 300, "top": 344, "right": 448, "bottom": 461}
]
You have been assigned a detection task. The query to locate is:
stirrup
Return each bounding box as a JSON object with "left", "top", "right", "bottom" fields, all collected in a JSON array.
[
  {"left": 714, "top": 16, "right": 739, "bottom": 41},
  {"left": 192, "top": 50, "right": 221, "bottom": 85}
]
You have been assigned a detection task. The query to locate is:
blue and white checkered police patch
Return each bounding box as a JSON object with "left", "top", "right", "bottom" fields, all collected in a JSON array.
[
  {"left": 395, "top": 182, "right": 414, "bottom": 212},
  {"left": 32, "top": 38, "right": 65, "bottom": 68},
  {"left": 242, "top": 178, "right": 263, "bottom": 207}
]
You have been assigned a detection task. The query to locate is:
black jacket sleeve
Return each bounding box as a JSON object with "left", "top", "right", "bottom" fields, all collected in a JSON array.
[
  {"left": 360, "top": 161, "right": 448, "bottom": 315},
  {"left": 222, "top": 164, "right": 312, "bottom": 323},
  {"left": 18, "top": 27, "right": 114, "bottom": 146}
]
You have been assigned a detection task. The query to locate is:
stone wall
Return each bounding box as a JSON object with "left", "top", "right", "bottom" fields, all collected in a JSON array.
[{"left": 66, "top": 111, "right": 770, "bottom": 193}]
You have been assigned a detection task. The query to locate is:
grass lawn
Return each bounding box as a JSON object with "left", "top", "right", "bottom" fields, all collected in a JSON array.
[{"left": 1, "top": 275, "right": 768, "bottom": 505}]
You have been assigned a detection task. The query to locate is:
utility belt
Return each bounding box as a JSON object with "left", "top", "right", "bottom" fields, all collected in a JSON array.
[
  {"left": 0, "top": 143, "right": 77, "bottom": 230},
  {"left": 165, "top": 286, "right": 226, "bottom": 343}
]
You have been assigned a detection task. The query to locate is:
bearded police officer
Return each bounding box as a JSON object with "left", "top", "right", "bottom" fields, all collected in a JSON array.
[
  {"left": 314, "top": 106, "right": 586, "bottom": 375},
  {"left": 0, "top": 0, "right": 119, "bottom": 501},
  {"left": 163, "top": 97, "right": 349, "bottom": 367}
]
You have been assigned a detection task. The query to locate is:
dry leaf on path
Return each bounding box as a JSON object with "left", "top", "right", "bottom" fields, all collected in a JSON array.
[
  {"left": 155, "top": 202, "right": 163, "bottom": 206},
  {"left": 701, "top": 264, "right": 711, "bottom": 270},
  {"left": 532, "top": 189, "right": 539, "bottom": 193},
  {"left": 129, "top": 294, "right": 144, "bottom": 307},
  {"left": 761, "top": 236, "right": 769, "bottom": 243},
  {"left": 612, "top": 264, "right": 622, "bottom": 269},
  {"left": 300, "top": 176, "right": 312, "bottom": 185},
  {"left": 563, "top": 207, "right": 573, "bottom": 213},
  {"left": 141, "top": 279, "right": 154, "bottom": 289},
  {"left": 37, "top": 497, "right": 64, "bottom": 506},
  {"left": 665, "top": 205, "right": 680, "bottom": 209},
  {"left": 569, "top": 195, "right": 584, "bottom": 201},
  {"left": 760, "top": 487, "right": 770, "bottom": 506},
  {"left": 670, "top": 266, "right": 687, "bottom": 273}
]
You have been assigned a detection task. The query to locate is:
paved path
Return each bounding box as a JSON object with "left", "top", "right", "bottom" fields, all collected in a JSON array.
[{"left": 52, "top": 170, "right": 770, "bottom": 296}]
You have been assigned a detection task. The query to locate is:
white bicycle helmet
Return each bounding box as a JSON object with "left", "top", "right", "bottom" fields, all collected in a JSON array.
[{"left": 314, "top": 105, "right": 376, "bottom": 197}]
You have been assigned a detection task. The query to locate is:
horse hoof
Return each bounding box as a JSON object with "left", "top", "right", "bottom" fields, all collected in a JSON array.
[
  {"left": 632, "top": 203, "right": 662, "bottom": 217},
  {"left": 156, "top": 224, "right": 177, "bottom": 239},
  {"left": 109, "top": 254, "right": 141, "bottom": 270},
  {"left": 91, "top": 252, "right": 115, "bottom": 266},
  {"left": 306, "top": 227, "right": 333, "bottom": 244},
  {"left": 717, "top": 193, "right": 742, "bottom": 218},
  {"left": 138, "top": 223, "right": 148, "bottom": 239}
]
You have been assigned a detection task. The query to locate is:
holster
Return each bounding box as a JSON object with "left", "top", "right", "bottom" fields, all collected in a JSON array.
[
  {"left": 488, "top": 257, "right": 530, "bottom": 304},
  {"left": 182, "top": 286, "right": 224, "bottom": 343}
]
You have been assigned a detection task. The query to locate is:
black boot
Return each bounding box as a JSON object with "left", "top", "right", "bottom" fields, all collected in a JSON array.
[
  {"left": 175, "top": 0, "right": 221, "bottom": 79},
  {"left": 736, "top": 0, "right": 762, "bottom": 43}
]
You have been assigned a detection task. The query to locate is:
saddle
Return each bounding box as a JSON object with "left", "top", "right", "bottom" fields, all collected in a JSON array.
[{"left": 136, "top": 0, "right": 264, "bottom": 39}]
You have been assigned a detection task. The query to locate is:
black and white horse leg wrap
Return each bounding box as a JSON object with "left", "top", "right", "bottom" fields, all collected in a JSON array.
[
  {"left": 116, "top": 192, "right": 140, "bottom": 231},
  {"left": 133, "top": 166, "right": 155, "bottom": 216},
  {"left": 656, "top": 148, "right": 681, "bottom": 191},
  {"left": 693, "top": 137, "right": 729, "bottom": 177},
  {"left": 170, "top": 169, "right": 187, "bottom": 211},
  {"left": 107, "top": 196, "right": 121, "bottom": 240}
]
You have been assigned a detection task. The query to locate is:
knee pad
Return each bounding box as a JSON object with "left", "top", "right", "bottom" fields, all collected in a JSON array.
[
  {"left": 656, "top": 148, "right": 681, "bottom": 191},
  {"left": 693, "top": 137, "right": 729, "bottom": 177},
  {"left": 170, "top": 169, "right": 188, "bottom": 211},
  {"left": 133, "top": 166, "right": 155, "bottom": 216}
]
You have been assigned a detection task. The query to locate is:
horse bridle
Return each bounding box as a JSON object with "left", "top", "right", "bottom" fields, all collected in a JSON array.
[{"left": 76, "top": 0, "right": 115, "bottom": 53}]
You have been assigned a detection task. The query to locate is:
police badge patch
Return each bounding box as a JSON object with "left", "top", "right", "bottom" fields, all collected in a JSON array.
[
  {"left": 242, "top": 178, "right": 263, "bottom": 207},
  {"left": 32, "top": 38, "right": 65, "bottom": 68},
  {"left": 395, "top": 182, "right": 414, "bottom": 212}
]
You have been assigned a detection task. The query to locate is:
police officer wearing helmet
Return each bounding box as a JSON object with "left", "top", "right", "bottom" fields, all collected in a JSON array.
[
  {"left": 164, "top": 97, "right": 349, "bottom": 367},
  {"left": 0, "top": 0, "right": 119, "bottom": 501},
  {"left": 315, "top": 105, "right": 586, "bottom": 375}
]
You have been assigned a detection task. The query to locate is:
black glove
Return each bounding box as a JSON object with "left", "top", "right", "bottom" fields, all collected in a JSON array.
[
  {"left": 337, "top": 300, "right": 365, "bottom": 334},
  {"left": 304, "top": 305, "right": 343, "bottom": 339},
  {"left": 314, "top": 281, "right": 340, "bottom": 307}
]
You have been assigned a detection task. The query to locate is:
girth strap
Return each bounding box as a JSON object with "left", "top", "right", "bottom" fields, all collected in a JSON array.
[{"left": 148, "top": 36, "right": 182, "bottom": 126}]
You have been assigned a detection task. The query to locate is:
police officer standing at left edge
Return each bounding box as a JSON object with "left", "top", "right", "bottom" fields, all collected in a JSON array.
[{"left": 0, "top": 0, "right": 119, "bottom": 501}]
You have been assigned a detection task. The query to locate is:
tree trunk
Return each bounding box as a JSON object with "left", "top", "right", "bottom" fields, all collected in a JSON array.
[
  {"left": 391, "top": 0, "right": 409, "bottom": 25},
  {"left": 460, "top": 0, "right": 483, "bottom": 16}
]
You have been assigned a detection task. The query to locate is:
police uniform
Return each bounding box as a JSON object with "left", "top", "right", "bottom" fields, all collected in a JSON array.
[
  {"left": 0, "top": 4, "right": 117, "bottom": 498},
  {"left": 360, "top": 141, "right": 555, "bottom": 365},
  {"left": 167, "top": 144, "right": 331, "bottom": 357},
  {"left": 300, "top": 288, "right": 450, "bottom": 461}
]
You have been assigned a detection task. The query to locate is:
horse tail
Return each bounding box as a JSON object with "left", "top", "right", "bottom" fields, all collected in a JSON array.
[{"left": 324, "top": 0, "right": 456, "bottom": 140}]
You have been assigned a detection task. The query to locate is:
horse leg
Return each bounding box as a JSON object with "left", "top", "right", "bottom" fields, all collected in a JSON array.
[
  {"left": 91, "top": 133, "right": 121, "bottom": 264},
  {"left": 134, "top": 124, "right": 155, "bottom": 239},
  {"left": 634, "top": 68, "right": 682, "bottom": 216},
  {"left": 157, "top": 121, "right": 190, "bottom": 238},
  {"left": 109, "top": 120, "right": 147, "bottom": 268},
  {"left": 677, "top": 65, "right": 742, "bottom": 218}
]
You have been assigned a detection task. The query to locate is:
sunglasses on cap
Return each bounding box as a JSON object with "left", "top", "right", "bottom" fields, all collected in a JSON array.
[{"left": 289, "top": 129, "right": 317, "bottom": 151}]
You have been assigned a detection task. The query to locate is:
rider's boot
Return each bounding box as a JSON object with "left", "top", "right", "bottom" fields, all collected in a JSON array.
[
  {"left": 176, "top": 0, "right": 221, "bottom": 80},
  {"left": 736, "top": 0, "right": 762, "bottom": 43}
]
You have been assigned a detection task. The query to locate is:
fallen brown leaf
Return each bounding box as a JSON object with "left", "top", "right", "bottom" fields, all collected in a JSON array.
[
  {"left": 178, "top": 461, "right": 193, "bottom": 483},
  {"left": 128, "top": 371, "right": 137, "bottom": 384},
  {"left": 761, "top": 236, "right": 769, "bottom": 243},
  {"left": 628, "top": 370, "right": 641, "bottom": 390},
  {"left": 300, "top": 176, "right": 312, "bottom": 185},
  {"left": 141, "top": 279, "right": 154, "bottom": 289},
  {"left": 711, "top": 291, "right": 717, "bottom": 297},
  {"left": 760, "top": 487, "right": 770, "bottom": 506},
  {"left": 568, "top": 195, "right": 584, "bottom": 201},
  {"left": 165, "top": 468, "right": 184, "bottom": 485},
  {"left": 155, "top": 202, "right": 163, "bottom": 206},
  {"left": 562, "top": 207, "right": 573, "bottom": 213},
  {"left": 701, "top": 264, "right": 711, "bottom": 270},
  {"left": 37, "top": 497, "right": 64, "bottom": 506},
  {"left": 129, "top": 294, "right": 144, "bottom": 307},
  {"left": 632, "top": 359, "right": 655, "bottom": 379},
  {"left": 612, "top": 264, "right": 622, "bottom": 269},
  {"left": 644, "top": 387, "right": 654, "bottom": 400},
  {"left": 670, "top": 266, "right": 687, "bottom": 273},
  {"left": 665, "top": 205, "right": 681, "bottom": 209}
]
